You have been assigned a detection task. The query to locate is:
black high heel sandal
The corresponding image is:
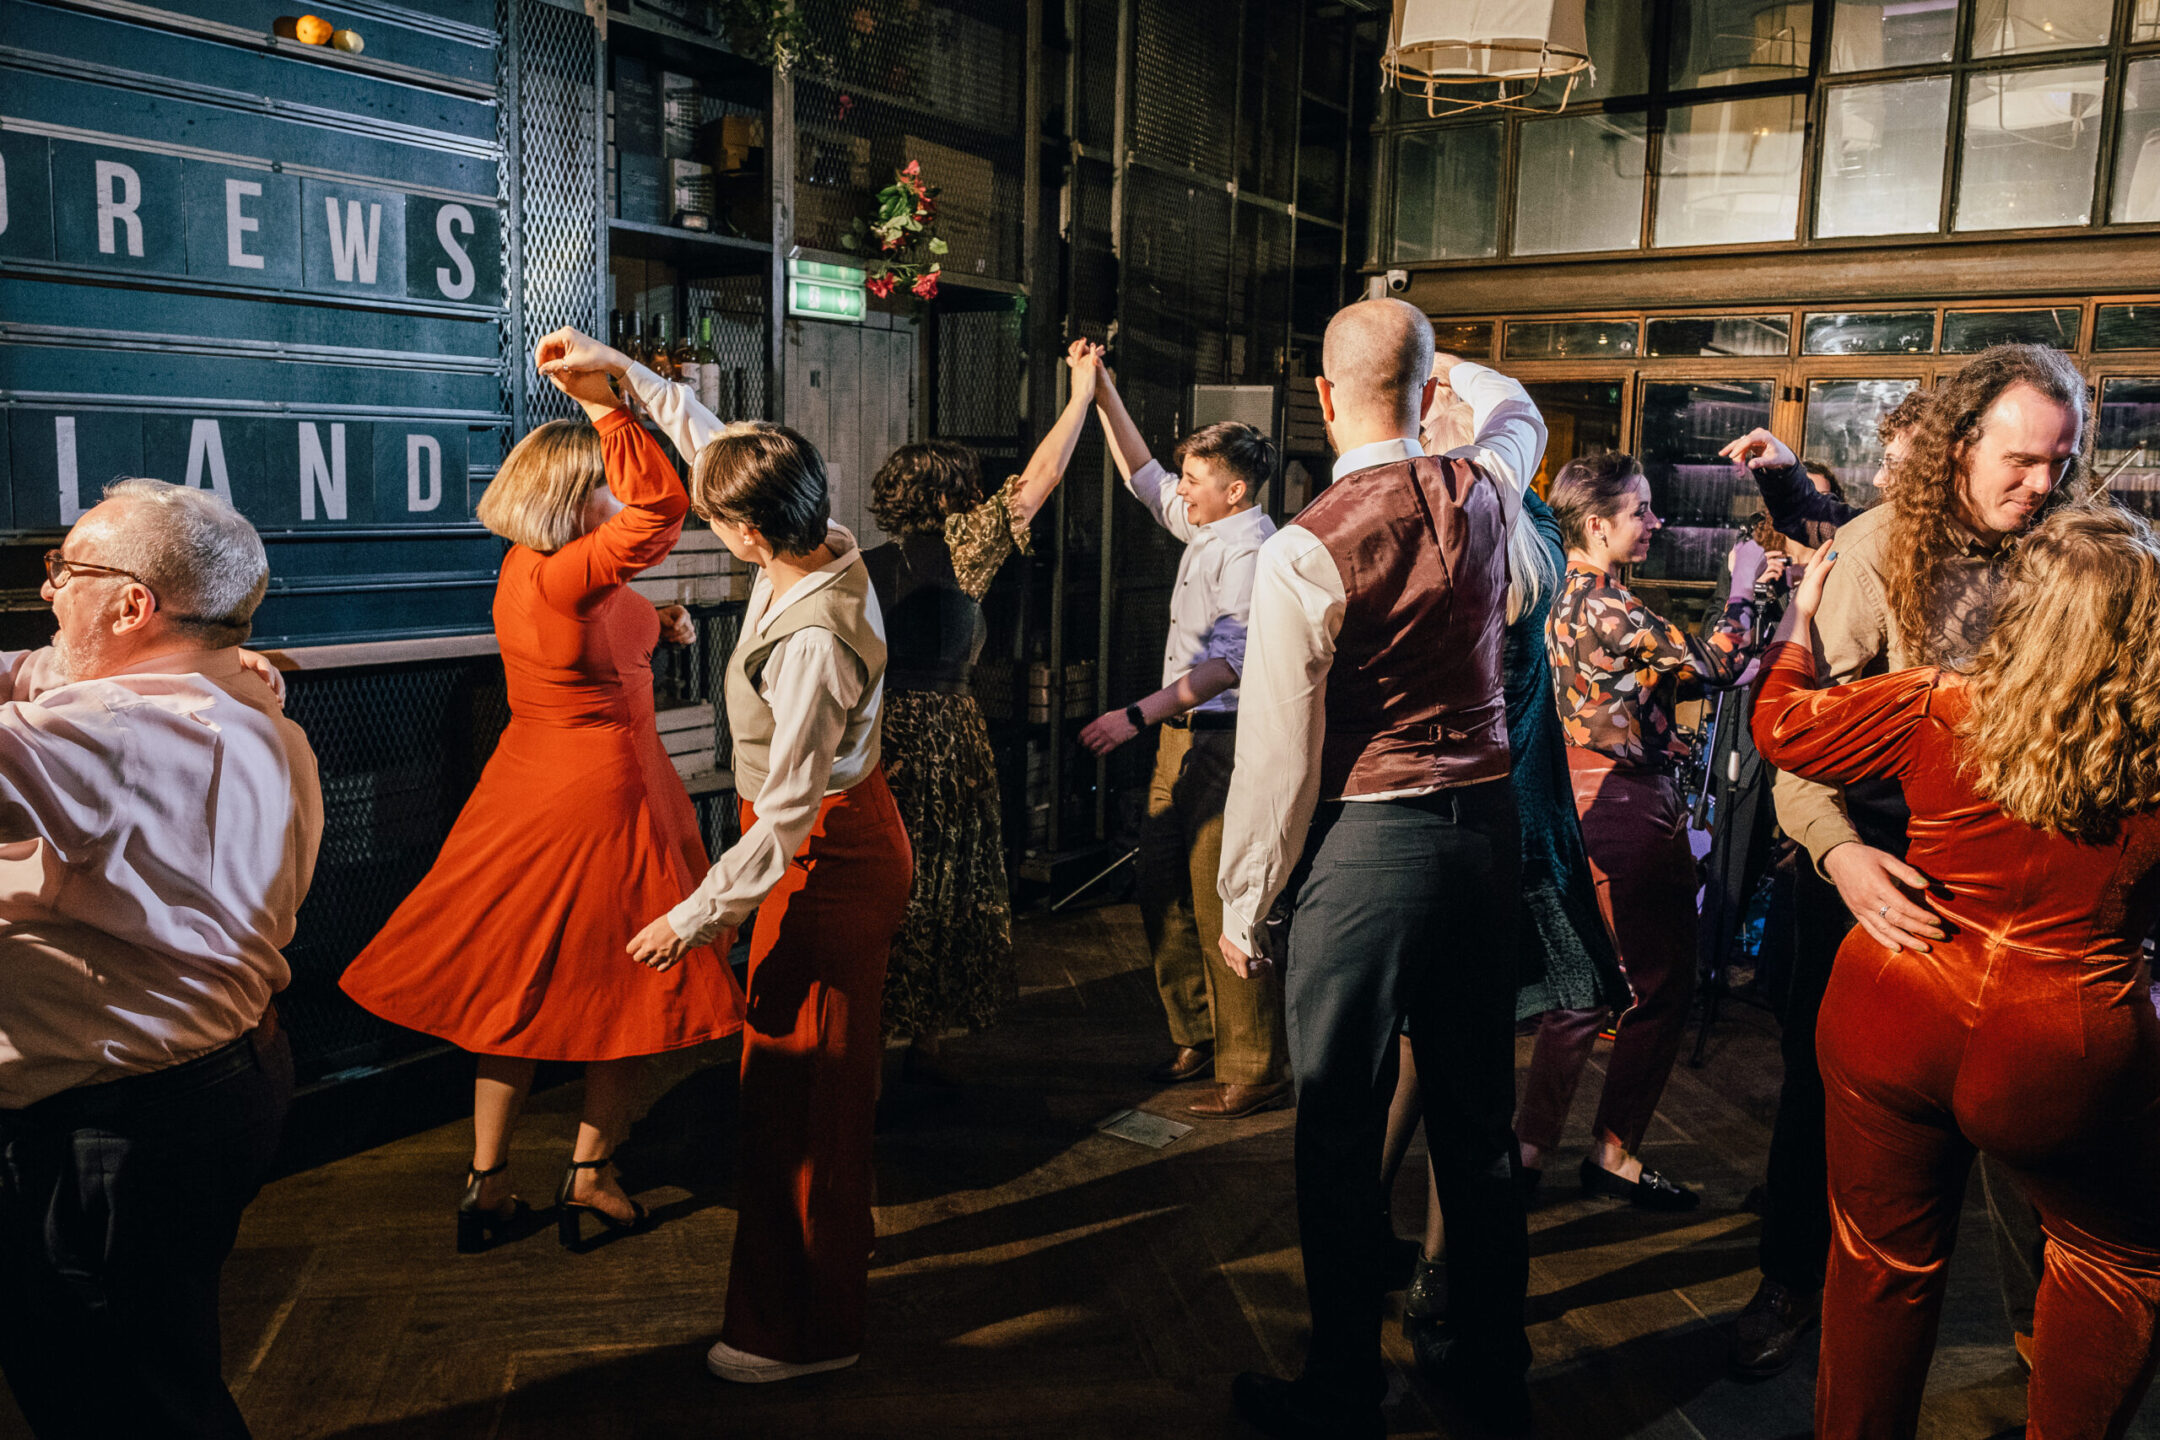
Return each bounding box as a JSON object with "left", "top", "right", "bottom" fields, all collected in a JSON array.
[
  {"left": 456, "top": 1161, "right": 527, "bottom": 1254},
  {"left": 557, "top": 1156, "right": 651, "bottom": 1251}
]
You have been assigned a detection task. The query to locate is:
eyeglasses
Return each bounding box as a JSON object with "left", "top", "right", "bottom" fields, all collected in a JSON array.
[{"left": 43, "top": 549, "right": 155, "bottom": 593}]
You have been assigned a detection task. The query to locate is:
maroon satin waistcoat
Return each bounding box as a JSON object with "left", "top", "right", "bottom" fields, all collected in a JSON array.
[{"left": 1297, "top": 453, "right": 1510, "bottom": 798}]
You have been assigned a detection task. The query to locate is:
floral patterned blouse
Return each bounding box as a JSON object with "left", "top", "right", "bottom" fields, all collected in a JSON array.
[
  {"left": 1546, "top": 561, "right": 1759, "bottom": 771},
  {"left": 942, "top": 476, "right": 1033, "bottom": 601}
]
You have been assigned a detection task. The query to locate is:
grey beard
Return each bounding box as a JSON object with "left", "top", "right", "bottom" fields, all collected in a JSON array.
[{"left": 52, "top": 632, "right": 101, "bottom": 685}]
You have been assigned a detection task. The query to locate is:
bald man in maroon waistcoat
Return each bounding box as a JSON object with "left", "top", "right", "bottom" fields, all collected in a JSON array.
[{"left": 1217, "top": 299, "right": 1544, "bottom": 1437}]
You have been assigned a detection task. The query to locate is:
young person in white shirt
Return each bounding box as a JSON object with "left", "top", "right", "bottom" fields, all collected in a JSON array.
[
  {"left": 1078, "top": 368, "right": 1289, "bottom": 1119},
  {"left": 538, "top": 327, "right": 910, "bottom": 1386}
]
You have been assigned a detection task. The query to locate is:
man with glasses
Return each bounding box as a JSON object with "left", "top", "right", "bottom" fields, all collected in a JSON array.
[{"left": 0, "top": 479, "right": 321, "bottom": 1440}]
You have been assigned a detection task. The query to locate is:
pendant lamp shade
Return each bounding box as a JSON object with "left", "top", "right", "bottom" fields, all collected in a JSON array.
[{"left": 1385, "top": 0, "right": 1593, "bottom": 116}]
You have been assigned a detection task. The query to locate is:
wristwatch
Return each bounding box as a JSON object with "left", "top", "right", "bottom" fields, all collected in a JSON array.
[{"left": 1125, "top": 702, "right": 1148, "bottom": 730}]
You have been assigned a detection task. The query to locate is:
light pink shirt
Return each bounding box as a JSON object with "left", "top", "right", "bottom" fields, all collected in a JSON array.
[{"left": 0, "top": 647, "right": 324, "bottom": 1107}]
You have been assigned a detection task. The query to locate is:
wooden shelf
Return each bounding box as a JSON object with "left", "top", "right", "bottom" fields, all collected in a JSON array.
[{"left": 608, "top": 219, "right": 773, "bottom": 271}]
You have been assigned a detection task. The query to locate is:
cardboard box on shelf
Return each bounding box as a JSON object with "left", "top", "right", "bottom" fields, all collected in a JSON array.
[
  {"left": 904, "top": 134, "right": 1001, "bottom": 279},
  {"left": 671, "top": 159, "right": 715, "bottom": 229}
]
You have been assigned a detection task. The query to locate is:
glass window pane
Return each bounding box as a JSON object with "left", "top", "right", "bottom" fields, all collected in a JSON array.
[
  {"left": 2098, "top": 377, "right": 2160, "bottom": 520},
  {"left": 1645, "top": 315, "right": 1792, "bottom": 356},
  {"left": 1504, "top": 319, "right": 1640, "bottom": 361},
  {"left": 1433, "top": 321, "right": 1494, "bottom": 360},
  {"left": 1514, "top": 113, "right": 1647, "bottom": 255},
  {"left": 1523, "top": 380, "right": 1626, "bottom": 492},
  {"left": 2095, "top": 304, "right": 2160, "bottom": 350},
  {"left": 1830, "top": 0, "right": 1958, "bottom": 71},
  {"left": 1955, "top": 63, "right": 2105, "bottom": 231},
  {"left": 1638, "top": 380, "right": 1779, "bottom": 550},
  {"left": 1941, "top": 307, "right": 2080, "bottom": 351},
  {"left": 2141, "top": 0, "right": 2160, "bottom": 42},
  {"left": 1669, "top": 1, "right": 1814, "bottom": 91},
  {"left": 1654, "top": 96, "right": 1806, "bottom": 248},
  {"left": 1803, "top": 378, "right": 1920, "bottom": 505},
  {"left": 1391, "top": 125, "right": 1501, "bottom": 261},
  {"left": 2115, "top": 59, "right": 2160, "bottom": 224},
  {"left": 1803, "top": 310, "right": 1937, "bottom": 354},
  {"left": 1972, "top": 0, "right": 2113, "bottom": 57},
  {"left": 1817, "top": 77, "right": 1951, "bottom": 237}
]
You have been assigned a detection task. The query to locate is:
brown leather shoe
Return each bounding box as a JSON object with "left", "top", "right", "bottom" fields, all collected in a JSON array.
[
  {"left": 1186, "top": 1080, "right": 1292, "bottom": 1119},
  {"left": 1147, "top": 1044, "right": 1213, "bottom": 1083}
]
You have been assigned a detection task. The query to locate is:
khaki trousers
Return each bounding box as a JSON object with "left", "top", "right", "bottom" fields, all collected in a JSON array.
[{"left": 1138, "top": 724, "right": 1287, "bottom": 1086}]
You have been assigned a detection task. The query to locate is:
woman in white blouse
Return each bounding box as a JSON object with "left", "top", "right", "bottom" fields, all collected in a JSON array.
[{"left": 539, "top": 328, "right": 912, "bottom": 1385}]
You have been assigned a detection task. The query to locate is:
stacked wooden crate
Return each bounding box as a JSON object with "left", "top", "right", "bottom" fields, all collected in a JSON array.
[
  {"left": 638, "top": 524, "right": 741, "bottom": 797},
  {"left": 629, "top": 525, "right": 751, "bottom": 608}
]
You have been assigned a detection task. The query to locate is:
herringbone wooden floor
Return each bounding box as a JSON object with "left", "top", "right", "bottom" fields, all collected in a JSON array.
[{"left": 3, "top": 904, "right": 2145, "bottom": 1438}]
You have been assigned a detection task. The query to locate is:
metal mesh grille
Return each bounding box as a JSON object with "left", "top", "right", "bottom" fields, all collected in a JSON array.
[
  {"left": 1073, "top": 0, "right": 1121, "bottom": 151},
  {"left": 509, "top": 0, "right": 602, "bottom": 427},
  {"left": 1133, "top": 0, "right": 1239, "bottom": 180},
  {"left": 792, "top": 0, "right": 1026, "bottom": 284},
  {"left": 280, "top": 661, "right": 509, "bottom": 1083},
  {"left": 685, "top": 274, "right": 770, "bottom": 422},
  {"left": 934, "top": 308, "right": 1024, "bottom": 443}
]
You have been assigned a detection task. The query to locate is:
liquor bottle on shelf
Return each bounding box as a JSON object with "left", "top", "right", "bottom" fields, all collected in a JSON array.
[
  {"left": 650, "top": 313, "right": 677, "bottom": 381},
  {"left": 670, "top": 316, "right": 695, "bottom": 387},
  {"left": 692, "top": 314, "right": 722, "bottom": 416},
  {"left": 626, "top": 311, "right": 648, "bottom": 369},
  {"left": 608, "top": 309, "right": 627, "bottom": 359}
]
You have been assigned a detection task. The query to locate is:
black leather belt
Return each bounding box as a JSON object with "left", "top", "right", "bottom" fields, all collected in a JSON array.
[{"left": 1165, "top": 712, "right": 1237, "bottom": 732}]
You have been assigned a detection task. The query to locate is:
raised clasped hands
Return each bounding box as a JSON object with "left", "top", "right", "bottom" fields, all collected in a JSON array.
[
  {"left": 1065, "top": 337, "right": 1107, "bottom": 398},
  {"left": 1718, "top": 427, "right": 1797, "bottom": 473},
  {"left": 626, "top": 913, "right": 694, "bottom": 970}
]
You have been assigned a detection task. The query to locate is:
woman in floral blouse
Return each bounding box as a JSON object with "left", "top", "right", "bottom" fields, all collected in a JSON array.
[{"left": 1516, "top": 451, "right": 1775, "bottom": 1211}]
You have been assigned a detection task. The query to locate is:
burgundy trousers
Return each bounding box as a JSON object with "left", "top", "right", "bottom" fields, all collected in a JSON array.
[
  {"left": 1816, "top": 935, "right": 2160, "bottom": 1440},
  {"left": 1515, "top": 750, "right": 1697, "bottom": 1157},
  {"left": 720, "top": 767, "right": 913, "bottom": 1364}
]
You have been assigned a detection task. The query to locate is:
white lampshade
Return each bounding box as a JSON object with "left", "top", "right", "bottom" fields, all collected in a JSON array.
[{"left": 1386, "top": 0, "right": 1592, "bottom": 113}]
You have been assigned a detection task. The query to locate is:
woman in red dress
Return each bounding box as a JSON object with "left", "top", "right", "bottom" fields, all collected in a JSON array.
[
  {"left": 341, "top": 365, "right": 743, "bottom": 1251},
  {"left": 1752, "top": 504, "right": 2160, "bottom": 1440}
]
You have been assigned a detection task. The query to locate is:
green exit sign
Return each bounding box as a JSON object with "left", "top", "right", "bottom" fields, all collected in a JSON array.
[{"left": 786, "top": 257, "right": 867, "bottom": 322}]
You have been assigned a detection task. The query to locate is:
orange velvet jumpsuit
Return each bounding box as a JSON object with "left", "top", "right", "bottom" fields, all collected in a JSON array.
[{"left": 1752, "top": 642, "right": 2160, "bottom": 1440}]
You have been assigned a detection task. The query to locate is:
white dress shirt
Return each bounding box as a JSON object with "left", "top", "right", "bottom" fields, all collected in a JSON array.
[
  {"left": 0, "top": 648, "right": 324, "bottom": 1107},
  {"left": 1214, "top": 362, "right": 1547, "bottom": 955},
  {"left": 1125, "top": 460, "right": 1276, "bottom": 713}
]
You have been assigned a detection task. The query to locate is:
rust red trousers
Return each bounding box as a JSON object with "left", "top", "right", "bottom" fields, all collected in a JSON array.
[
  {"left": 1816, "top": 935, "right": 2160, "bottom": 1440},
  {"left": 720, "top": 767, "right": 912, "bottom": 1364},
  {"left": 1516, "top": 750, "right": 1697, "bottom": 1157}
]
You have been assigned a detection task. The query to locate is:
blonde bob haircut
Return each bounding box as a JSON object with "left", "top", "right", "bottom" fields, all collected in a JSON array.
[
  {"left": 477, "top": 419, "right": 605, "bottom": 553},
  {"left": 1960, "top": 501, "right": 2160, "bottom": 843}
]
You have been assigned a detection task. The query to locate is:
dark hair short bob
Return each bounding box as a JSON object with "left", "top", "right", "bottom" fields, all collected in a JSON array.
[
  {"left": 870, "top": 439, "right": 983, "bottom": 537},
  {"left": 1172, "top": 422, "right": 1277, "bottom": 495},
  {"left": 690, "top": 422, "right": 831, "bottom": 556},
  {"left": 1546, "top": 451, "right": 1647, "bottom": 553}
]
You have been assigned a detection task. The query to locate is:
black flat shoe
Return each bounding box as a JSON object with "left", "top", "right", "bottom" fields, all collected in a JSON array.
[
  {"left": 1579, "top": 1156, "right": 1699, "bottom": 1211},
  {"left": 1517, "top": 1163, "right": 1544, "bottom": 1204},
  {"left": 1229, "top": 1372, "right": 1382, "bottom": 1440},
  {"left": 456, "top": 1161, "right": 527, "bottom": 1254},
  {"left": 557, "top": 1156, "right": 652, "bottom": 1251}
]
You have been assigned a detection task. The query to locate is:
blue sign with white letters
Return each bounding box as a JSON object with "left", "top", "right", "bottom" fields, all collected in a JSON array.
[{"left": 0, "top": 0, "right": 513, "bottom": 645}]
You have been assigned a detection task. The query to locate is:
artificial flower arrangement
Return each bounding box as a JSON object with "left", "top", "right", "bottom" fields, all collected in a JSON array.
[{"left": 840, "top": 161, "right": 948, "bottom": 301}]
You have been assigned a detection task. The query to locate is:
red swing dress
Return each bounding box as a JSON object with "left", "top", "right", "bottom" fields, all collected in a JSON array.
[{"left": 340, "top": 410, "right": 744, "bottom": 1058}]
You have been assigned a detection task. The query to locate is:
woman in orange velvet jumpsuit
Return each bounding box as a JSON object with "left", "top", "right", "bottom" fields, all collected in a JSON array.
[{"left": 1751, "top": 504, "right": 2160, "bottom": 1440}]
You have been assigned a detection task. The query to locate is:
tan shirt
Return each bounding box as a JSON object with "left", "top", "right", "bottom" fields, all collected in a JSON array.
[{"left": 1770, "top": 503, "right": 2005, "bottom": 867}]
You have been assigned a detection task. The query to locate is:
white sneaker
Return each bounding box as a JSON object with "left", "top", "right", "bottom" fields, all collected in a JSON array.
[{"left": 704, "top": 1338, "right": 859, "bottom": 1384}]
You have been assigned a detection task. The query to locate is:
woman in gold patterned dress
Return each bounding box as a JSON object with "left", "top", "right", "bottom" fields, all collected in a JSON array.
[{"left": 864, "top": 341, "right": 1105, "bottom": 1079}]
